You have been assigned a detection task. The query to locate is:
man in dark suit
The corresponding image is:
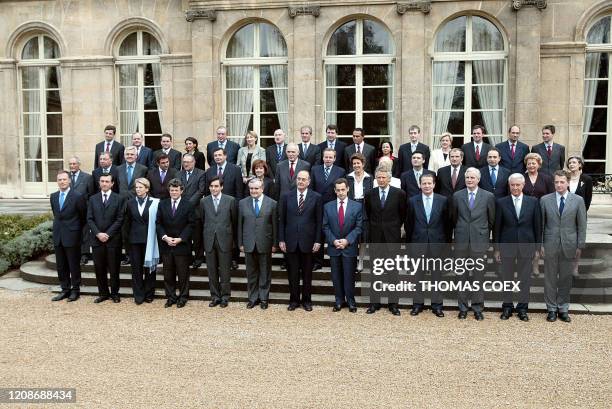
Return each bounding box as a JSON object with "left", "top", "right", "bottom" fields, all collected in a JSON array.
[
  {"left": 496, "top": 125, "right": 529, "bottom": 174},
  {"left": 67, "top": 156, "right": 94, "bottom": 265},
  {"left": 152, "top": 133, "right": 182, "bottom": 171},
  {"left": 399, "top": 150, "right": 435, "bottom": 198},
  {"left": 318, "top": 124, "right": 346, "bottom": 168},
  {"left": 116, "top": 146, "right": 149, "bottom": 199},
  {"left": 178, "top": 154, "right": 207, "bottom": 268},
  {"left": 94, "top": 124, "right": 124, "bottom": 168},
  {"left": 87, "top": 174, "right": 126, "bottom": 303},
  {"left": 494, "top": 173, "right": 542, "bottom": 322},
  {"left": 206, "top": 126, "right": 240, "bottom": 167},
  {"left": 405, "top": 173, "right": 451, "bottom": 317},
  {"left": 50, "top": 170, "right": 87, "bottom": 302},
  {"left": 478, "top": 147, "right": 511, "bottom": 199},
  {"left": 435, "top": 148, "right": 467, "bottom": 198},
  {"left": 531, "top": 125, "right": 566, "bottom": 175},
  {"left": 238, "top": 178, "right": 278, "bottom": 310},
  {"left": 204, "top": 147, "right": 244, "bottom": 199},
  {"left": 364, "top": 167, "right": 407, "bottom": 316},
  {"left": 279, "top": 171, "right": 323, "bottom": 311},
  {"left": 395, "top": 125, "right": 431, "bottom": 177},
  {"left": 200, "top": 176, "right": 237, "bottom": 308},
  {"left": 323, "top": 178, "right": 362, "bottom": 312},
  {"left": 131, "top": 132, "right": 154, "bottom": 168},
  {"left": 147, "top": 153, "right": 177, "bottom": 200},
  {"left": 92, "top": 152, "right": 120, "bottom": 194},
  {"left": 265, "top": 128, "right": 287, "bottom": 177},
  {"left": 298, "top": 125, "right": 321, "bottom": 167},
  {"left": 274, "top": 143, "right": 311, "bottom": 200},
  {"left": 344, "top": 128, "right": 376, "bottom": 173},
  {"left": 156, "top": 178, "right": 195, "bottom": 308},
  {"left": 452, "top": 167, "right": 496, "bottom": 320},
  {"left": 461, "top": 125, "right": 491, "bottom": 168},
  {"left": 311, "top": 148, "right": 345, "bottom": 203}
]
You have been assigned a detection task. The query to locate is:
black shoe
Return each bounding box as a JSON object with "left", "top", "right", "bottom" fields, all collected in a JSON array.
[
  {"left": 474, "top": 311, "right": 484, "bottom": 321},
  {"left": 94, "top": 296, "right": 109, "bottom": 304},
  {"left": 288, "top": 303, "right": 298, "bottom": 311},
  {"left": 546, "top": 311, "right": 557, "bottom": 322},
  {"left": 121, "top": 257, "right": 130, "bottom": 266},
  {"left": 389, "top": 306, "right": 401, "bottom": 316},
  {"left": 111, "top": 295, "right": 121, "bottom": 303},
  {"left": 176, "top": 300, "right": 187, "bottom": 308},
  {"left": 231, "top": 261, "right": 238, "bottom": 271},
  {"left": 500, "top": 308, "right": 512, "bottom": 320},
  {"left": 558, "top": 312, "right": 571, "bottom": 323},
  {"left": 410, "top": 305, "right": 423, "bottom": 316},
  {"left": 67, "top": 291, "right": 80, "bottom": 302},
  {"left": 348, "top": 306, "right": 357, "bottom": 313},
  {"left": 219, "top": 300, "right": 228, "bottom": 308},
  {"left": 192, "top": 260, "right": 203, "bottom": 269},
  {"left": 312, "top": 263, "right": 322, "bottom": 271},
  {"left": 280, "top": 262, "right": 287, "bottom": 270},
  {"left": 458, "top": 311, "right": 468, "bottom": 319},
  {"left": 366, "top": 304, "right": 380, "bottom": 314},
  {"left": 517, "top": 311, "right": 529, "bottom": 322},
  {"left": 144, "top": 297, "right": 154, "bottom": 303},
  {"left": 260, "top": 301, "right": 268, "bottom": 310},
  {"left": 164, "top": 300, "right": 175, "bottom": 308},
  {"left": 52, "top": 291, "right": 70, "bottom": 302},
  {"left": 246, "top": 301, "right": 258, "bottom": 309},
  {"left": 332, "top": 304, "right": 342, "bottom": 312},
  {"left": 303, "top": 303, "right": 313, "bottom": 312},
  {"left": 80, "top": 255, "right": 90, "bottom": 265},
  {"left": 209, "top": 300, "right": 220, "bottom": 308},
  {"left": 135, "top": 300, "right": 144, "bottom": 305},
  {"left": 432, "top": 309, "right": 444, "bottom": 318}
]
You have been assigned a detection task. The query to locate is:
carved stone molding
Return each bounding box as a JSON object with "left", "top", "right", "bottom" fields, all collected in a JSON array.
[
  {"left": 288, "top": 5, "right": 320, "bottom": 18},
  {"left": 511, "top": 0, "right": 547, "bottom": 11},
  {"left": 185, "top": 9, "right": 217, "bottom": 22},
  {"left": 397, "top": 1, "right": 431, "bottom": 15}
]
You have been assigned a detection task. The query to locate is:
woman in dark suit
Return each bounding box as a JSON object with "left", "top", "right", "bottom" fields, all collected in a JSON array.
[
  {"left": 244, "top": 159, "right": 274, "bottom": 198},
  {"left": 185, "top": 137, "right": 206, "bottom": 170},
  {"left": 346, "top": 153, "right": 373, "bottom": 272},
  {"left": 523, "top": 153, "right": 554, "bottom": 199},
  {"left": 376, "top": 140, "right": 398, "bottom": 177},
  {"left": 567, "top": 155, "right": 593, "bottom": 211}
]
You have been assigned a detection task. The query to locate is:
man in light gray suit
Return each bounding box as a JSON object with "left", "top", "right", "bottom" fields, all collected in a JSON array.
[
  {"left": 238, "top": 178, "right": 278, "bottom": 310},
  {"left": 68, "top": 156, "right": 94, "bottom": 265},
  {"left": 200, "top": 176, "right": 237, "bottom": 308},
  {"left": 274, "top": 143, "right": 310, "bottom": 200},
  {"left": 540, "top": 170, "right": 587, "bottom": 323},
  {"left": 452, "top": 167, "right": 496, "bottom": 320}
]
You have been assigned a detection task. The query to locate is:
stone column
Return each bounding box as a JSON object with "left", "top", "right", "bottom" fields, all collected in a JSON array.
[{"left": 0, "top": 60, "right": 19, "bottom": 195}]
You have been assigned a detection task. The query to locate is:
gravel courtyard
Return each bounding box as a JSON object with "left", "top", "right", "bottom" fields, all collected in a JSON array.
[{"left": 1, "top": 288, "right": 610, "bottom": 409}]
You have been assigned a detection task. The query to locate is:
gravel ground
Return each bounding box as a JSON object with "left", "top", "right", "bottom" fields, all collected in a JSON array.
[{"left": 1, "top": 288, "right": 611, "bottom": 409}]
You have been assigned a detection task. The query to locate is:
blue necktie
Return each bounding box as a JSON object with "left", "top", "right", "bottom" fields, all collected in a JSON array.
[
  {"left": 490, "top": 167, "right": 497, "bottom": 186},
  {"left": 277, "top": 145, "right": 282, "bottom": 161},
  {"left": 425, "top": 196, "right": 432, "bottom": 223},
  {"left": 254, "top": 199, "right": 260, "bottom": 217},
  {"left": 127, "top": 165, "right": 133, "bottom": 186},
  {"left": 380, "top": 190, "right": 386, "bottom": 208},
  {"left": 469, "top": 192, "right": 475, "bottom": 209},
  {"left": 324, "top": 167, "right": 330, "bottom": 182},
  {"left": 559, "top": 196, "right": 565, "bottom": 216},
  {"left": 59, "top": 191, "right": 65, "bottom": 210}
]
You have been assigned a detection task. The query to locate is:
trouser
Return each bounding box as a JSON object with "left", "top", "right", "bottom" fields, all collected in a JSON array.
[
  {"left": 286, "top": 251, "right": 313, "bottom": 304},
  {"left": 55, "top": 244, "right": 81, "bottom": 291},
  {"left": 92, "top": 245, "right": 121, "bottom": 297},
  {"left": 80, "top": 225, "right": 92, "bottom": 257},
  {"left": 129, "top": 243, "right": 156, "bottom": 303},
  {"left": 329, "top": 255, "right": 357, "bottom": 307},
  {"left": 501, "top": 255, "right": 532, "bottom": 312},
  {"left": 193, "top": 218, "right": 204, "bottom": 262},
  {"left": 544, "top": 249, "right": 574, "bottom": 313},
  {"left": 245, "top": 251, "right": 272, "bottom": 303},
  {"left": 206, "top": 239, "right": 232, "bottom": 302},
  {"left": 455, "top": 249, "right": 485, "bottom": 313},
  {"left": 162, "top": 253, "right": 191, "bottom": 303},
  {"left": 412, "top": 267, "right": 443, "bottom": 309}
]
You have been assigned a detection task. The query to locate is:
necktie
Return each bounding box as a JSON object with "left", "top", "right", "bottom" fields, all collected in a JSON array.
[
  {"left": 451, "top": 167, "right": 458, "bottom": 189},
  {"left": 475, "top": 145, "right": 480, "bottom": 161},
  {"left": 547, "top": 145, "right": 552, "bottom": 158},
  {"left": 71, "top": 172, "right": 77, "bottom": 186},
  {"left": 415, "top": 172, "right": 421, "bottom": 187},
  {"left": 127, "top": 165, "right": 133, "bottom": 185},
  {"left": 103, "top": 193, "right": 108, "bottom": 205},
  {"left": 137, "top": 196, "right": 145, "bottom": 206},
  {"left": 329, "top": 142, "right": 334, "bottom": 150},
  {"left": 412, "top": 144, "right": 417, "bottom": 153},
  {"left": 491, "top": 167, "right": 497, "bottom": 186},
  {"left": 514, "top": 197, "right": 521, "bottom": 218},
  {"left": 298, "top": 193, "right": 304, "bottom": 214},
  {"left": 105, "top": 142, "right": 110, "bottom": 153},
  {"left": 103, "top": 168, "right": 109, "bottom": 175},
  {"left": 356, "top": 145, "right": 361, "bottom": 154},
  {"left": 559, "top": 196, "right": 565, "bottom": 216},
  {"left": 338, "top": 200, "right": 344, "bottom": 230},
  {"left": 303, "top": 144, "right": 308, "bottom": 154},
  {"left": 59, "top": 191, "right": 65, "bottom": 210},
  {"left": 213, "top": 197, "right": 219, "bottom": 212},
  {"left": 172, "top": 200, "right": 177, "bottom": 216},
  {"left": 160, "top": 170, "right": 166, "bottom": 183},
  {"left": 511, "top": 143, "right": 516, "bottom": 159},
  {"left": 324, "top": 167, "right": 330, "bottom": 182},
  {"left": 380, "top": 190, "right": 386, "bottom": 208},
  {"left": 218, "top": 166, "right": 222, "bottom": 176},
  {"left": 254, "top": 199, "right": 260, "bottom": 217},
  {"left": 277, "top": 145, "right": 282, "bottom": 161},
  {"left": 289, "top": 162, "right": 295, "bottom": 179},
  {"left": 425, "top": 196, "right": 432, "bottom": 223},
  {"left": 469, "top": 192, "right": 475, "bottom": 209},
  {"left": 186, "top": 171, "right": 191, "bottom": 182}
]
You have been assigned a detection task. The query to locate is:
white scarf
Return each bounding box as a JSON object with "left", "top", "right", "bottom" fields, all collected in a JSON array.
[{"left": 144, "top": 198, "right": 160, "bottom": 271}]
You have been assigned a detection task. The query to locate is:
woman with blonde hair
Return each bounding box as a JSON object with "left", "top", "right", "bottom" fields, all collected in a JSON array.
[
  {"left": 237, "top": 130, "right": 266, "bottom": 184},
  {"left": 428, "top": 132, "right": 453, "bottom": 173}
]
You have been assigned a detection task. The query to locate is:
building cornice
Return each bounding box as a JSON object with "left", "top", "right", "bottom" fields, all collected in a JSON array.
[
  {"left": 397, "top": 1, "right": 431, "bottom": 15},
  {"left": 511, "top": 0, "right": 547, "bottom": 11}
]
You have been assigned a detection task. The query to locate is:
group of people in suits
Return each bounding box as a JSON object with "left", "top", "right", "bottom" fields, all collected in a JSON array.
[{"left": 50, "top": 122, "right": 589, "bottom": 323}]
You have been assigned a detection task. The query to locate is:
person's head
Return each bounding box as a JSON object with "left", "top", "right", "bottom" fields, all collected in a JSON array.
[
  {"left": 379, "top": 140, "right": 394, "bottom": 156},
  {"left": 296, "top": 170, "right": 310, "bottom": 192},
  {"left": 286, "top": 143, "right": 299, "bottom": 162},
  {"left": 161, "top": 133, "right": 173, "bottom": 150},
  {"left": 251, "top": 159, "right": 268, "bottom": 178},
  {"left": 420, "top": 173, "right": 436, "bottom": 196},
  {"left": 408, "top": 125, "right": 421, "bottom": 144},
  {"left": 124, "top": 146, "right": 137, "bottom": 164},
  {"left": 99, "top": 173, "right": 114, "bottom": 193},
  {"left": 185, "top": 136, "right": 199, "bottom": 152},
  {"left": 132, "top": 132, "right": 143, "bottom": 147},
  {"left": 213, "top": 147, "right": 227, "bottom": 165},
  {"left": 167, "top": 178, "right": 184, "bottom": 200},
  {"left": 471, "top": 125, "right": 485, "bottom": 143},
  {"left": 182, "top": 154, "right": 195, "bottom": 171},
  {"left": 351, "top": 153, "right": 366, "bottom": 174},
  {"left": 542, "top": 125, "right": 555, "bottom": 143},
  {"left": 326, "top": 124, "right": 338, "bottom": 141},
  {"left": 248, "top": 177, "right": 263, "bottom": 198},
  {"left": 245, "top": 130, "right": 258, "bottom": 147},
  {"left": 411, "top": 151, "right": 425, "bottom": 170},
  {"left": 157, "top": 153, "right": 170, "bottom": 171},
  {"left": 377, "top": 157, "right": 393, "bottom": 174},
  {"left": 104, "top": 125, "right": 116, "bottom": 141},
  {"left": 486, "top": 147, "right": 501, "bottom": 167},
  {"left": 375, "top": 166, "right": 391, "bottom": 189},
  {"left": 300, "top": 126, "right": 312, "bottom": 143},
  {"left": 134, "top": 178, "right": 150, "bottom": 198},
  {"left": 508, "top": 125, "right": 520, "bottom": 142},
  {"left": 98, "top": 152, "right": 112, "bottom": 169},
  {"left": 449, "top": 148, "right": 464, "bottom": 166},
  {"left": 274, "top": 129, "right": 286, "bottom": 144},
  {"left": 216, "top": 126, "right": 228, "bottom": 142},
  {"left": 553, "top": 170, "right": 570, "bottom": 194},
  {"left": 567, "top": 155, "right": 584, "bottom": 173},
  {"left": 334, "top": 178, "right": 349, "bottom": 200},
  {"left": 524, "top": 153, "right": 542, "bottom": 174},
  {"left": 464, "top": 167, "right": 481, "bottom": 189},
  {"left": 352, "top": 128, "right": 364, "bottom": 145},
  {"left": 68, "top": 156, "right": 81, "bottom": 173},
  {"left": 440, "top": 132, "right": 452, "bottom": 149},
  {"left": 508, "top": 173, "right": 525, "bottom": 197},
  {"left": 208, "top": 175, "right": 223, "bottom": 196},
  {"left": 322, "top": 148, "right": 336, "bottom": 167},
  {"left": 56, "top": 170, "right": 70, "bottom": 191}
]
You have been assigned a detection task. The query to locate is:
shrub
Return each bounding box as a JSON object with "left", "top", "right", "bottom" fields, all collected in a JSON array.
[
  {"left": 0, "top": 220, "right": 53, "bottom": 274},
  {"left": 0, "top": 214, "right": 52, "bottom": 244}
]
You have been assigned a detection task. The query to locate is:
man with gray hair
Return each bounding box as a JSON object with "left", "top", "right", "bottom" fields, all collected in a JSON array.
[
  {"left": 266, "top": 128, "right": 288, "bottom": 176},
  {"left": 274, "top": 142, "right": 311, "bottom": 200},
  {"left": 179, "top": 153, "right": 207, "bottom": 268}
]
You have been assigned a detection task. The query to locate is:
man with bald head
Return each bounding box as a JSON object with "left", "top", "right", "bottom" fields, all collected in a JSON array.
[{"left": 274, "top": 143, "right": 311, "bottom": 200}]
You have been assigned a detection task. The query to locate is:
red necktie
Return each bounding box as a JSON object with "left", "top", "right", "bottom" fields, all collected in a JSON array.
[
  {"left": 451, "top": 167, "right": 458, "bottom": 189},
  {"left": 547, "top": 145, "right": 552, "bottom": 158},
  {"left": 511, "top": 143, "right": 515, "bottom": 159},
  {"left": 338, "top": 200, "right": 344, "bottom": 230},
  {"left": 289, "top": 162, "right": 295, "bottom": 179},
  {"left": 475, "top": 145, "right": 480, "bottom": 161},
  {"left": 105, "top": 142, "right": 110, "bottom": 153}
]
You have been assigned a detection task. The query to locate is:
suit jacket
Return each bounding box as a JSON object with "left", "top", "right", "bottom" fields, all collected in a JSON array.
[
  {"left": 188, "top": 150, "right": 206, "bottom": 170},
  {"left": 318, "top": 139, "right": 347, "bottom": 168},
  {"left": 94, "top": 140, "right": 124, "bottom": 168},
  {"left": 451, "top": 188, "right": 496, "bottom": 253},
  {"left": 135, "top": 146, "right": 154, "bottom": 169},
  {"left": 147, "top": 167, "right": 178, "bottom": 200},
  {"left": 310, "top": 165, "right": 345, "bottom": 203},
  {"left": 299, "top": 143, "right": 322, "bottom": 167},
  {"left": 125, "top": 196, "right": 154, "bottom": 245},
  {"left": 70, "top": 171, "right": 94, "bottom": 197},
  {"left": 405, "top": 193, "right": 451, "bottom": 244},
  {"left": 204, "top": 163, "right": 244, "bottom": 200},
  {"left": 116, "top": 162, "right": 148, "bottom": 198},
  {"left": 237, "top": 195, "right": 278, "bottom": 253},
  {"left": 400, "top": 169, "right": 435, "bottom": 198},
  {"left": 478, "top": 165, "right": 511, "bottom": 199},
  {"left": 279, "top": 189, "right": 323, "bottom": 253},
  {"left": 540, "top": 192, "right": 587, "bottom": 258},
  {"left": 322, "top": 199, "right": 363, "bottom": 257},
  {"left": 92, "top": 166, "right": 121, "bottom": 194},
  {"left": 572, "top": 173, "right": 593, "bottom": 211},
  {"left": 87, "top": 191, "right": 126, "bottom": 248},
  {"left": 50, "top": 189, "right": 87, "bottom": 247},
  {"left": 200, "top": 194, "right": 237, "bottom": 252},
  {"left": 496, "top": 141, "right": 529, "bottom": 174},
  {"left": 531, "top": 142, "right": 566, "bottom": 175},
  {"left": 435, "top": 165, "right": 466, "bottom": 198},
  {"left": 396, "top": 142, "right": 431, "bottom": 177},
  {"left": 156, "top": 197, "right": 195, "bottom": 256},
  {"left": 461, "top": 141, "right": 491, "bottom": 169},
  {"left": 344, "top": 143, "right": 376, "bottom": 173},
  {"left": 364, "top": 186, "right": 407, "bottom": 243},
  {"left": 523, "top": 172, "right": 554, "bottom": 199},
  {"left": 347, "top": 173, "right": 374, "bottom": 200},
  {"left": 178, "top": 168, "right": 207, "bottom": 207},
  {"left": 237, "top": 146, "right": 266, "bottom": 177},
  {"left": 428, "top": 149, "right": 451, "bottom": 174},
  {"left": 494, "top": 195, "right": 541, "bottom": 257},
  {"left": 274, "top": 159, "right": 311, "bottom": 200},
  {"left": 152, "top": 148, "right": 182, "bottom": 172},
  {"left": 207, "top": 140, "right": 240, "bottom": 167},
  {"left": 265, "top": 143, "right": 287, "bottom": 177}
]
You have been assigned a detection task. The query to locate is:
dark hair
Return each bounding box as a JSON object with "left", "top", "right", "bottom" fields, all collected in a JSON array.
[
  {"left": 104, "top": 125, "right": 116, "bottom": 134},
  {"left": 99, "top": 173, "right": 114, "bottom": 183},
  {"left": 167, "top": 178, "right": 184, "bottom": 189},
  {"left": 326, "top": 124, "right": 337, "bottom": 132},
  {"left": 208, "top": 175, "right": 223, "bottom": 187},
  {"left": 213, "top": 147, "right": 226, "bottom": 156},
  {"left": 161, "top": 133, "right": 173, "bottom": 140},
  {"left": 334, "top": 178, "right": 349, "bottom": 188},
  {"left": 350, "top": 153, "right": 366, "bottom": 166},
  {"left": 508, "top": 125, "right": 520, "bottom": 132},
  {"left": 185, "top": 136, "right": 199, "bottom": 150},
  {"left": 488, "top": 147, "right": 500, "bottom": 156},
  {"left": 542, "top": 125, "right": 556, "bottom": 134},
  {"left": 420, "top": 173, "right": 436, "bottom": 184},
  {"left": 156, "top": 153, "right": 169, "bottom": 164},
  {"left": 553, "top": 169, "right": 570, "bottom": 181},
  {"left": 412, "top": 150, "right": 425, "bottom": 159},
  {"left": 377, "top": 139, "right": 394, "bottom": 157},
  {"left": 353, "top": 127, "right": 364, "bottom": 137},
  {"left": 251, "top": 159, "right": 268, "bottom": 176},
  {"left": 57, "top": 170, "right": 70, "bottom": 178},
  {"left": 566, "top": 155, "right": 584, "bottom": 170},
  {"left": 408, "top": 125, "right": 421, "bottom": 133},
  {"left": 472, "top": 124, "right": 486, "bottom": 133}
]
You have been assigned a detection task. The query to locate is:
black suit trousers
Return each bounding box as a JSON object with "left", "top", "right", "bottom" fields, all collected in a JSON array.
[
  {"left": 286, "top": 251, "right": 313, "bottom": 304},
  {"left": 129, "top": 243, "right": 156, "bottom": 303},
  {"left": 329, "top": 255, "right": 357, "bottom": 307},
  {"left": 55, "top": 244, "right": 82, "bottom": 291},
  {"left": 501, "top": 256, "right": 532, "bottom": 312},
  {"left": 162, "top": 253, "right": 190, "bottom": 302},
  {"left": 92, "top": 245, "right": 121, "bottom": 296}
]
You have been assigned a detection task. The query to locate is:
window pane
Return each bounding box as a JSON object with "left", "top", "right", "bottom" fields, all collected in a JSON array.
[
  {"left": 363, "top": 20, "right": 392, "bottom": 54},
  {"left": 47, "top": 137, "right": 63, "bottom": 159},
  {"left": 433, "top": 61, "right": 465, "bottom": 85},
  {"left": 226, "top": 66, "right": 254, "bottom": 88},
  {"left": 227, "top": 24, "right": 255, "bottom": 58},
  {"left": 46, "top": 66, "right": 59, "bottom": 89},
  {"left": 48, "top": 161, "right": 64, "bottom": 178},
  {"left": 44, "top": 36, "right": 60, "bottom": 59},
  {"left": 587, "top": 16, "right": 611, "bottom": 45},
  {"left": 143, "top": 32, "right": 161, "bottom": 55},
  {"left": 593, "top": 80, "right": 609, "bottom": 106},
  {"left": 119, "top": 33, "right": 138, "bottom": 56},
  {"left": 144, "top": 63, "right": 154, "bottom": 86},
  {"left": 260, "top": 23, "right": 287, "bottom": 57},
  {"left": 144, "top": 87, "right": 159, "bottom": 110},
  {"left": 119, "top": 65, "right": 138, "bottom": 86},
  {"left": 226, "top": 113, "right": 253, "bottom": 137},
  {"left": 585, "top": 53, "right": 609, "bottom": 80},
  {"left": 22, "top": 91, "right": 40, "bottom": 112},
  {"left": 363, "top": 88, "right": 390, "bottom": 110},
  {"left": 46, "top": 90, "right": 62, "bottom": 112},
  {"left": 363, "top": 65, "right": 391, "bottom": 86},
  {"left": 588, "top": 108, "right": 607, "bottom": 132},
  {"left": 47, "top": 114, "right": 63, "bottom": 135},
  {"left": 326, "top": 65, "right": 355, "bottom": 86},
  {"left": 25, "top": 161, "right": 42, "bottom": 182},
  {"left": 363, "top": 113, "right": 389, "bottom": 135},
  {"left": 260, "top": 65, "right": 288, "bottom": 88},
  {"left": 582, "top": 134, "right": 607, "bottom": 159},
  {"left": 327, "top": 20, "right": 356, "bottom": 55},
  {"left": 22, "top": 37, "right": 39, "bottom": 59},
  {"left": 447, "top": 111, "right": 464, "bottom": 135},
  {"left": 435, "top": 16, "right": 466, "bottom": 52},
  {"left": 583, "top": 162, "right": 605, "bottom": 174},
  {"left": 261, "top": 114, "right": 281, "bottom": 136},
  {"left": 22, "top": 67, "right": 39, "bottom": 89},
  {"left": 471, "top": 111, "right": 503, "bottom": 136},
  {"left": 120, "top": 88, "right": 138, "bottom": 110},
  {"left": 260, "top": 89, "right": 279, "bottom": 112},
  {"left": 24, "top": 137, "right": 42, "bottom": 158},
  {"left": 121, "top": 112, "right": 139, "bottom": 134},
  {"left": 472, "top": 17, "right": 503, "bottom": 51},
  {"left": 433, "top": 86, "right": 464, "bottom": 110},
  {"left": 335, "top": 113, "right": 355, "bottom": 135},
  {"left": 472, "top": 85, "right": 504, "bottom": 109},
  {"left": 472, "top": 60, "right": 504, "bottom": 84},
  {"left": 23, "top": 114, "right": 41, "bottom": 136},
  {"left": 144, "top": 112, "right": 162, "bottom": 135},
  {"left": 226, "top": 90, "right": 253, "bottom": 112}
]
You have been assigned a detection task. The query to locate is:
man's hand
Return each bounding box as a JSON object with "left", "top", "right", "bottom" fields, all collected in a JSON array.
[
  {"left": 540, "top": 246, "right": 545, "bottom": 258},
  {"left": 312, "top": 243, "right": 321, "bottom": 253},
  {"left": 279, "top": 242, "right": 287, "bottom": 253},
  {"left": 575, "top": 248, "right": 582, "bottom": 260},
  {"left": 271, "top": 246, "right": 277, "bottom": 253},
  {"left": 494, "top": 250, "right": 501, "bottom": 263},
  {"left": 96, "top": 232, "right": 109, "bottom": 243}
]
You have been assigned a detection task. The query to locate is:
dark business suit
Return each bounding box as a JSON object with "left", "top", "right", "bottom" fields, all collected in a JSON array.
[
  {"left": 156, "top": 198, "right": 195, "bottom": 304},
  {"left": 188, "top": 150, "right": 206, "bottom": 170},
  {"left": 207, "top": 140, "right": 240, "bottom": 167},
  {"left": 494, "top": 194, "right": 541, "bottom": 313},
  {"left": 531, "top": 142, "right": 566, "bottom": 175},
  {"left": 92, "top": 166, "right": 120, "bottom": 194},
  {"left": 496, "top": 141, "right": 529, "bottom": 174},
  {"left": 279, "top": 189, "right": 323, "bottom": 306},
  {"left": 94, "top": 140, "right": 124, "bottom": 168},
  {"left": 51, "top": 189, "right": 87, "bottom": 293},
  {"left": 395, "top": 142, "right": 431, "bottom": 177},
  {"left": 310, "top": 165, "right": 345, "bottom": 203},
  {"left": 87, "top": 191, "right": 126, "bottom": 298},
  {"left": 478, "top": 165, "right": 511, "bottom": 199},
  {"left": 298, "top": 143, "right": 322, "bottom": 167},
  {"left": 69, "top": 171, "right": 94, "bottom": 258},
  {"left": 204, "top": 163, "right": 244, "bottom": 200},
  {"left": 135, "top": 145, "right": 154, "bottom": 169},
  {"left": 116, "top": 162, "right": 149, "bottom": 199},
  {"left": 274, "top": 159, "right": 311, "bottom": 200},
  {"left": 400, "top": 168, "right": 435, "bottom": 198},
  {"left": 265, "top": 143, "right": 287, "bottom": 177},
  {"left": 344, "top": 143, "right": 376, "bottom": 173},
  {"left": 572, "top": 173, "right": 593, "bottom": 211},
  {"left": 178, "top": 168, "right": 206, "bottom": 262},
  {"left": 125, "top": 197, "right": 157, "bottom": 303},
  {"left": 523, "top": 172, "right": 554, "bottom": 199},
  {"left": 461, "top": 142, "right": 491, "bottom": 169},
  {"left": 147, "top": 167, "right": 178, "bottom": 200},
  {"left": 243, "top": 176, "right": 274, "bottom": 198},
  {"left": 435, "top": 165, "right": 466, "bottom": 198},
  {"left": 319, "top": 139, "right": 347, "bottom": 168},
  {"left": 152, "top": 148, "right": 182, "bottom": 171}
]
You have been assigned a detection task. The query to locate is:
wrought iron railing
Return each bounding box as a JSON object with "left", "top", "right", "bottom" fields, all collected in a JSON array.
[{"left": 591, "top": 174, "right": 612, "bottom": 194}]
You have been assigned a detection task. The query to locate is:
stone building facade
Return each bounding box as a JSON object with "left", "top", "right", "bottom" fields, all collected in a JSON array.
[{"left": 0, "top": 0, "right": 611, "bottom": 197}]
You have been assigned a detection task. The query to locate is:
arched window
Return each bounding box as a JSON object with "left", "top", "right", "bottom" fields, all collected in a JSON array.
[
  {"left": 19, "top": 34, "right": 63, "bottom": 193},
  {"left": 583, "top": 15, "right": 612, "bottom": 174},
  {"left": 224, "top": 22, "right": 288, "bottom": 146},
  {"left": 432, "top": 15, "right": 506, "bottom": 147},
  {"left": 324, "top": 18, "right": 394, "bottom": 144},
  {"left": 115, "top": 31, "right": 162, "bottom": 148}
]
